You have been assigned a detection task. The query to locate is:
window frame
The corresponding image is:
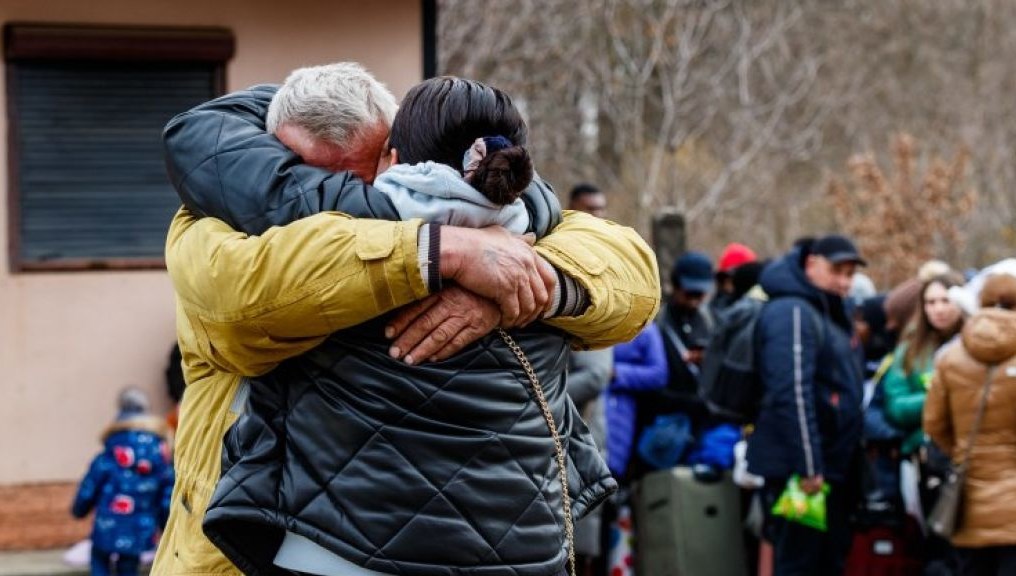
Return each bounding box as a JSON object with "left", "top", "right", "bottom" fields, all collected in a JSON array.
[{"left": 4, "top": 23, "right": 233, "bottom": 272}]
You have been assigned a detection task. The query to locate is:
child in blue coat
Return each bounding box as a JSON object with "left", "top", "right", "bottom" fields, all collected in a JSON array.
[{"left": 72, "top": 388, "right": 174, "bottom": 576}]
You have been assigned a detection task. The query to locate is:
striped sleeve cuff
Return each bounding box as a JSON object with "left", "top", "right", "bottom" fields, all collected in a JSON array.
[
  {"left": 417, "top": 224, "right": 442, "bottom": 294},
  {"left": 544, "top": 266, "right": 589, "bottom": 318},
  {"left": 417, "top": 226, "right": 585, "bottom": 316}
]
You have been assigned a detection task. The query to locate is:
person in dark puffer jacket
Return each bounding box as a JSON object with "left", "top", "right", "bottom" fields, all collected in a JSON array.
[
  {"left": 184, "top": 71, "right": 616, "bottom": 576},
  {"left": 747, "top": 235, "right": 866, "bottom": 576}
]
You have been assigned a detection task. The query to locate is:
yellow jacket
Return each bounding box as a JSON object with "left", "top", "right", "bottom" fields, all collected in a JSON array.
[{"left": 153, "top": 208, "right": 659, "bottom": 576}]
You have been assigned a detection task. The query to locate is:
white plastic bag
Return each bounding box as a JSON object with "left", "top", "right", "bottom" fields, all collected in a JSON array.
[
  {"left": 900, "top": 459, "right": 926, "bottom": 533},
  {"left": 733, "top": 440, "right": 764, "bottom": 489}
]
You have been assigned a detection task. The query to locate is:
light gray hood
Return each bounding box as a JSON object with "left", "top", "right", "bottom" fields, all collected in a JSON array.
[{"left": 373, "top": 162, "right": 530, "bottom": 233}]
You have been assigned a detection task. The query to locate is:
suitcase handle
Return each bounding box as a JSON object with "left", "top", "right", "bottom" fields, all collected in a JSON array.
[{"left": 692, "top": 464, "right": 723, "bottom": 484}]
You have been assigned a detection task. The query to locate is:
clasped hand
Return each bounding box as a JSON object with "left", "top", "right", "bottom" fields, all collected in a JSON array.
[{"left": 385, "top": 225, "right": 557, "bottom": 364}]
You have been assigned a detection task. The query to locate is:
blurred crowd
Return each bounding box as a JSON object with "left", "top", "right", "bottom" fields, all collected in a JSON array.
[
  {"left": 67, "top": 178, "right": 1015, "bottom": 576},
  {"left": 566, "top": 182, "right": 1016, "bottom": 576}
]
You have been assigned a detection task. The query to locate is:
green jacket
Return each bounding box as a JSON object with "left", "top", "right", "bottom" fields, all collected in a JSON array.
[{"left": 882, "top": 342, "right": 935, "bottom": 455}]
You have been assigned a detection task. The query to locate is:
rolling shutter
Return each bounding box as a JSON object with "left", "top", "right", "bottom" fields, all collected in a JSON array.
[
  {"left": 13, "top": 63, "right": 216, "bottom": 262},
  {"left": 5, "top": 24, "right": 233, "bottom": 270}
]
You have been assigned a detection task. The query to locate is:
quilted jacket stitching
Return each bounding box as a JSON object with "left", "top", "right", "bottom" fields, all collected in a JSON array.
[
  {"left": 287, "top": 339, "right": 564, "bottom": 555},
  {"left": 291, "top": 343, "right": 546, "bottom": 552},
  {"left": 367, "top": 439, "right": 525, "bottom": 565}
]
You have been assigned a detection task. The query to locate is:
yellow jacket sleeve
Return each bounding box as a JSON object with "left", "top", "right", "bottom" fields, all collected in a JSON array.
[
  {"left": 166, "top": 208, "right": 429, "bottom": 376},
  {"left": 536, "top": 210, "right": 661, "bottom": 350}
]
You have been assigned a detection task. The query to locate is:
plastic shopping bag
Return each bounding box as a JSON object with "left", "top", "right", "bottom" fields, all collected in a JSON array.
[
  {"left": 899, "top": 459, "right": 926, "bottom": 533},
  {"left": 733, "top": 439, "right": 764, "bottom": 489},
  {"left": 771, "top": 475, "right": 829, "bottom": 532}
]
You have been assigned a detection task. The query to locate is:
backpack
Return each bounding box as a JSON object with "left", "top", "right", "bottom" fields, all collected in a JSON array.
[{"left": 699, "top": 295, "right": 824, "bottom": 424}]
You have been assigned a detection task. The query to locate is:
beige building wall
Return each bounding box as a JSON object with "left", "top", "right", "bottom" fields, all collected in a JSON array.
[{"left": 0, "top": 0, "right": 423, "bottom": 485}]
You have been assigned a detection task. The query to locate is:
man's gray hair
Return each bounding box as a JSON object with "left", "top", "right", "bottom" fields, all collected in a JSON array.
[{"left": 266, "top": 62, "right": 398, "bottom": 147}]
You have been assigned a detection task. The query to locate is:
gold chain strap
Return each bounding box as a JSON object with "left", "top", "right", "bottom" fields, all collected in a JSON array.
[{"left": 497, "top": 329, "right": 576, "bottom": 576}]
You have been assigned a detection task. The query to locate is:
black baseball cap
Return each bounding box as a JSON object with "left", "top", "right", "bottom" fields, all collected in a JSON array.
[{"left": 811, "top": 234, "right": 867, "bottom": 267}]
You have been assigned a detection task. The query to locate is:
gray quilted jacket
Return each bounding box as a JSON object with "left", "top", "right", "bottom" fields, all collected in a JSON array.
[{"left": 162, "top": 86, "right": 616, "bottom": 576}]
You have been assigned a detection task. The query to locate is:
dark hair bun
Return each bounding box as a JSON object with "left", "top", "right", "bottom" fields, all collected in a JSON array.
[{"left": 471, "top": 146, "right": 534, "bottom": 205}]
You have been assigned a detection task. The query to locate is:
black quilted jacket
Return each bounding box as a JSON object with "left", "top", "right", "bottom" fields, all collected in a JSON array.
[{"left": 163, "top": 86, "right": 616, "bottom": 576}]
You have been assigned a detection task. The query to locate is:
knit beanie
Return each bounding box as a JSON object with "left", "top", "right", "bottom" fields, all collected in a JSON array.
[
  {"left": 117, "top": 386, "right": 150, "bottom": 420},
  {"left": 731, "top": 260, "right": 766, "bottom": 301},
  {"left": 716, "top": 243, "right": 757, "bottom": 275}
]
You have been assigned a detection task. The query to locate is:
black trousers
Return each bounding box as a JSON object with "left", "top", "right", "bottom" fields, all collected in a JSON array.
[
  {"left": 957, "top": 545, "right": 1016, "bottom": 576},
  {"left": 762, "top": 478, "right": 853, "bottom": 576}
]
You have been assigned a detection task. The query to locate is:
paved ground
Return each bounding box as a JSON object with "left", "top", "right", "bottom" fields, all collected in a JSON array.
[
  {"left": 0, "top": 549, "right": 150, "bottom": 576},
  {"left": 0, "top": 550, "right": 85, "bottom": 576}
]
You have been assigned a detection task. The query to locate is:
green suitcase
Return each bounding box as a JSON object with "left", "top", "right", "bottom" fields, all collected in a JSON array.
[{"left": 635, "top": 467, "right": 747, "bottom": 576}]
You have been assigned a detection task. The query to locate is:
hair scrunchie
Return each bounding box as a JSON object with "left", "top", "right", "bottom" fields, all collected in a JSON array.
[{"left": 462, "top": 135, "right": 513, "bottom": 174}]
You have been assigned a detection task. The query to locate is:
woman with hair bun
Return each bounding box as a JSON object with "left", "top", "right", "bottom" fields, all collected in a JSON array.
[{"left": 370, "top": 76, "right": 538, "bottom": 234}]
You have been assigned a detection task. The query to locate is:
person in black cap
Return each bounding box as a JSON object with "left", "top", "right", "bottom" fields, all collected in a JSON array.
[
  {"left": 629, "top": 252, "right": 715, "bottom": 477},
  {"left": 746, "top": 233, "right": 867, "bottom": 575},
  {"left": 661, "top": 251, "right": 715, "bottom": 379}
]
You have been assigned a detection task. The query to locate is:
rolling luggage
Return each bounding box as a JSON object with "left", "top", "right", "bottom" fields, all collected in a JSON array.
[
  {"left": 843, "top": 519, "right": 922, "bottom": 576},
  {"left": 635, "top": 466, "right": 747, "bottom": 576}
]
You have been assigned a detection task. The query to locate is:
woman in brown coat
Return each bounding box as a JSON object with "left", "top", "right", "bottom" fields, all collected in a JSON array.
[{"left": 924, "top": 273, "right": 1016, "bottom": 576}]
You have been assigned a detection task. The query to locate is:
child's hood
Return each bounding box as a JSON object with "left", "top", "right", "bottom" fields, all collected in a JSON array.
[{"left": 378, "top": 162, "right": 503, "bottom": 207}]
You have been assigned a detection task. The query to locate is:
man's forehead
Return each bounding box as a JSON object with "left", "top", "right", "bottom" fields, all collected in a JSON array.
[{"left": 831, "top": 261, "right": 858, "bottom": 275}]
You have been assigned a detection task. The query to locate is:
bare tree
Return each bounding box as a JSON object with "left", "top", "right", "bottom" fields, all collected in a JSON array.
[
  {"left": 439, "top": 0, "right": 1016, "bottom": 274},
  {"left": 828, "top": 134, "right": 977, "bottom": 287}
]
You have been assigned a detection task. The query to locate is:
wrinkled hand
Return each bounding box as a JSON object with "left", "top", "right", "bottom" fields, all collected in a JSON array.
[
  {"left": 799, "top": 475, "right": 825, "bottom": 495},
  {"left": 439, "top": 226, "right": 557, "bottom": 327},
  {"left": 386, "top": 286, "right": 501, "bottom": 365}
]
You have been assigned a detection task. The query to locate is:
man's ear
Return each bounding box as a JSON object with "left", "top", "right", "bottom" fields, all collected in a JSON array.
[
  {"left": 390, "top": 148, "right": 399, "bottom": 166},
  {"left": 804, "top": 253, "right": 817, "bottom": 270}
]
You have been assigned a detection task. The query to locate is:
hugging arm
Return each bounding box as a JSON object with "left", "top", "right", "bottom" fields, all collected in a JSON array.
[
  {"left": 535, "top": 211, "right": 661, "bottom": 349},
  {"left": 167, "top": 208, "right": 556, "bottom": 375},
  {"left": 167, "top": 209, "right": 429, "bottom": 375},
  {"left": 163, "top": 85, "right": 561, "bottom": 238},
  {"left": 163, "top": 85, "right": 400, "bottom": 234},
  {"left": 166, "top": 88, "right": 660, "bottom": 367},
  {"left": 388, "top": 210, "right": 663, "bottom": 359},
  {"left": 171, "top": 206, "right": 662, "bottom": 374}
]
